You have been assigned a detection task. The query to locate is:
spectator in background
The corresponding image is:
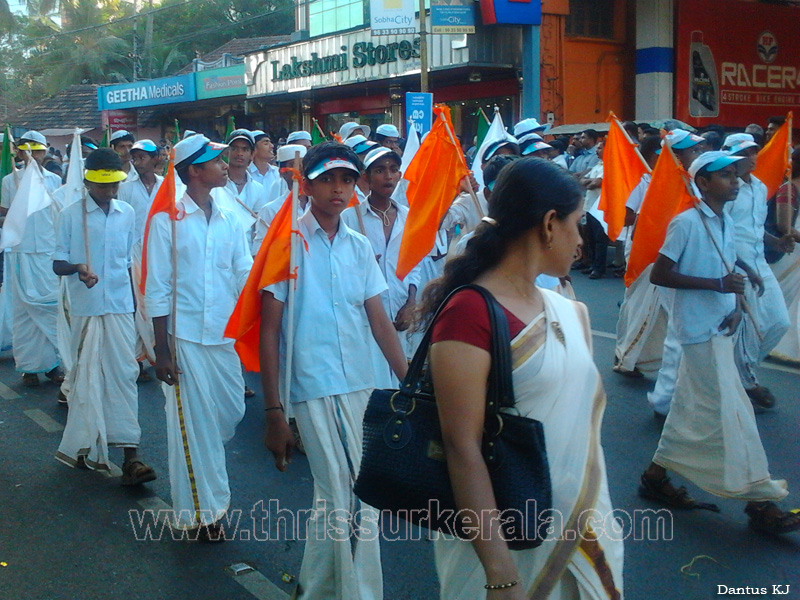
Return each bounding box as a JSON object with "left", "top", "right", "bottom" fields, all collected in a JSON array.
[
  {"left": 701, "top": 130, "right": 724, "bottom": 151},
  {"left": 549, "top": 138, "right": 569, "bottom": 169},
  {"left": 623, "top": 121, "right": 639, "bottom": 141},
  {"left": 745, "top": 123, "right": 766, "bottom": 147},
  {"left": 568, "top": 129, "right": 600, "bottom": 177},
  {"left": 766, "top": 116, "right": 786, "bottom": 143}
]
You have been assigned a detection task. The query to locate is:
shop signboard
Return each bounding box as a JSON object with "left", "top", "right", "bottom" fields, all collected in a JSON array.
[
  {"left": 246, "top": 27, "right": 470, "bottom": 97},
  {"left": 103, "top": 110, "right": 137, "bottom": 131},
  {"left": 370, "top": 0, "right": 416, "bottom": 36},
  {"left": 406, "top": 92, "right": 433, "bottom": 137},
  {"left": 675, "top": 0, "right": 800, "bottom": 127},
  {"left": 195, "top": 65, "right": 246, "bottom": 100},
  {"left": 98, "top": 74, "right": 196, "bottom": 111},
  {"left": 431, "top": 0, "right": 475, "bottom": 35}
]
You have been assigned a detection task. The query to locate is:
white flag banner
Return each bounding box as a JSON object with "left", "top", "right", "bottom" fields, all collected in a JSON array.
[
  {"left": 370, "top": 0, "right": 417, "bottom": 35},
  {"left": 0, "top": 159, "right": 53, "bottom": 249},
  {"left": 52, "top": 129, "right": 86, "bottom": 210},
  {"left": 471, "top": 109, "right": 508, "bottom": 189},
  {"left": 392, "top": 119, "right": 421, "bottom": 207}
]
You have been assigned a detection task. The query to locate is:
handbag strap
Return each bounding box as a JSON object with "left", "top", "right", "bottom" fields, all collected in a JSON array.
[{"left": 400, "top": 284, "right": 516, "bottom": 411}]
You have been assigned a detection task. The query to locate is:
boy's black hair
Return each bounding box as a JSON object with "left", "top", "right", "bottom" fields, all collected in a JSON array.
[
  {"left": 85, "top": 148, "right": 123, "bottom": 171},
  {"left": 767, "top": 116, "right": 786, "bottom": 127},
  {"left": 548, "top": 138, "right": 566, "bottom": 153},
  {"left": 176, "top": 165, "right": 191, "bottom": 185},
  {"left": 110, "top": 133, "right": 135, "bottom": 146},
  {"left": 365, "top": 150, "right": 401, "bottom": 173},
  {"left": 581, "top": 129, "right": 599, "bottom": 142},
  {"left": 482, "top": 154, "right": 520, "bottom": 187},
  {"left": 622, "top": 121, "right": 639, "bottom": 140},
  {"left": 639, "top": 135, "right": 662, "bottom": 162},
  {"left": 701, "top": 131, "right": 723, "bottom": 151},
  {"left": 80, "top": 135, "right": 97, "bottom": 148},
  {"left": 302, "top": 141, "right": 364, "bottom": 178}
]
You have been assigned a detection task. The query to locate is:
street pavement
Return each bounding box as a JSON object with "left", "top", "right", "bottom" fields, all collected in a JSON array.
[{"left": 0, "top": 273, "right": 798, "bottom": 600}]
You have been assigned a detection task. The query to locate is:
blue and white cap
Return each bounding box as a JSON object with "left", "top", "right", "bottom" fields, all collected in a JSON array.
[
  {"left": 305, "top": 155, "right": 361, "bottom": 180},
  {"left": 131, "top": 139, "right": 158, "bottom": 154},
  {"left": 722, "top": 133, "right": 759, "bottom": 155},
  {"left": 663, "top": 128, "right": 704, "bottom": 150},
  {"left": 339, "top": 121, "right": 371, "bottom": 140},
  {"left": 363, "top": 146, "right": 400, "bottom": 169},
  {"left": 688, "top": 151, "right": 745, "bottom": 179},
  {"left": 174, "top": 134, "right": 227, "bottom": 169},
  {"left": 110, "top": 129, "right": 134, "bottom": 143},
  {"left": 226, "top": 128, "right": 255, "bottom": 147},
  {"left": 287, "top": 130, "right": 312, "bottom": 143},
  {"left": 482, "top": 135, "right": 519, "bottom": 162},
  {"left": 514, "top": 118, "right": 550, "bottom": 138}
]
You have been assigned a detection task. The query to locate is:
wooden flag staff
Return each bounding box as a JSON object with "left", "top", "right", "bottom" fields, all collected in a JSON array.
[
  {"left": 440, "top": 110, "right": 484, "bottom": 220},
  {"left": 282, "top": 151, "right": 301, "bottom": 415}
]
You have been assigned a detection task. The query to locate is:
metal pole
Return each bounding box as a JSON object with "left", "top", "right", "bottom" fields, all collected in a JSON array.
[
  {"left": 418, "top": 0, "right": 428, "bottom": 93},
  {"left": 521, "top": 25, "right": 540, "bottom": 120}
]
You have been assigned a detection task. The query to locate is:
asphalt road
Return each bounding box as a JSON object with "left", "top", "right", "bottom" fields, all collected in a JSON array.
[{"left": 1, "top": 273, "right": 798, "bottom": 600}]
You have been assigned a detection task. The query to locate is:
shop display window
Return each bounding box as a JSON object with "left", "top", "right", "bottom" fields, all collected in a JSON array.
[
  {"left": 565, "top": 0, "right": 614, "bottom": 40},
  {"left": 309, "top": 0, "right": 366, "bottom": 37}
]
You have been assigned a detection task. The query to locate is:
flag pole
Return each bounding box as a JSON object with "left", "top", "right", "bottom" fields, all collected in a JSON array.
[
  {"left": 282, "top": 152, "right": 301, "bottom": 413},
  {"left": 440, "top": 110, "right": 484, "bottom": 219},
  {"left": 667, "top": 145, "right": 763, "bottom": 342}
]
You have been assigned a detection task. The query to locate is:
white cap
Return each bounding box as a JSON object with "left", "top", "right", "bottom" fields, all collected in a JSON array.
[
  {"left": 663, "top": 129, "right": 703, "bottom": 150},
  {"left": 18, "top": 130, "right": 47, "bottom": 150},
  {"left": 338, "top": 121, "right": 371, "bottom": 140},
  {"left": 277, "top": 144, "right": 308, "bottom": 163},
  {"left": 376, "top": 124, "right": 400, "bottom": 138},
  {"left": 688, "top": 151, "right": 745, "bottom": 179},
  {"left": 173, "top": 134, "right": 227, "bottom": 169},
  {"left": 110, "top": 129, "right": 134, "bottom": 143},
  {"left": 182, "top": 130, "right": 197, "bottom": 140},
  {"left": 514, "top": 118, "right": 549, "bottom": 138},
  {"left": 287, "top": 131, "right": 312, "bottom": 143},
  {"left": 131, "top": 139, "right": 158, "bottom": 154},
  {"left": 722, "top": 133, "right": 759, "bottom": 155},
  {"left": 226, "top": 128, "right": 255, "bottom": 147},
  {"left": 363, "top": 146, "right": 400, "bottom": 169}
]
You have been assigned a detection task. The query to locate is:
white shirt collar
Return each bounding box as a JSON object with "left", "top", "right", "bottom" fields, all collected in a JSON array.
[
  {"left": 84, "top": 193, "right": 123, "bottom": 214},
  {"left": 300, "top": 208, "right": 349, "bottom": 241}
]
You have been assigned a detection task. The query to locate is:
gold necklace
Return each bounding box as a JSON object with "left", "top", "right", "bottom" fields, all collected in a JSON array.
[{"left": 503, "top": 272, "right": 536, "bottom": 300}]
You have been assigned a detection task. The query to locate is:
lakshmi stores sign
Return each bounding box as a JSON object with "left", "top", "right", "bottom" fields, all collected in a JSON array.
[{"left": 270, "top": 39, "right": 421, "bottom": 82}]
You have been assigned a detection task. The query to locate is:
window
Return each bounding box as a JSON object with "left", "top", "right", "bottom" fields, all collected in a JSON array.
[
  {"left": 565, "top": 0, "right": 615, "bottom": 40},
  {"left": 309, "top": 0, "right": 366, "bottom": 37}
]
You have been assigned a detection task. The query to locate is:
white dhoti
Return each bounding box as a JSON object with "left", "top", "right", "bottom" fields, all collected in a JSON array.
[
  {"left": 293, "top": 390, "right": 383, "bottom": 600},
  {"left": 131, "top": 241, "right": 156, "bottom": 364},
  {"left": 647, "top": 320, "right": 681, "bottom": 416},
  {"left": 0, "top": 253, "right": 13, "bottom": 352},
  {"left": 55, "top": 313, "right": 140, "bottom": 471},
  {"left": 56, "top": 278, "right": 73, "bottom": 400},
  {"left": 654, "top": 336, "right": 788, "bottom": 501},
  {"left": 165, "top": 339, "right": 245, "bottom": 529},
  {"left": 6, "top": 252, "right": 60, "bottom": 373},
  {"left": 734, "top": 272, "right": 790, "bottom": 388},
  {"left": 770, "top": 246, "right": 800, "bottom": 363},
  {"left": 614, "top": 265, "right": 668, "bottom": 374}
]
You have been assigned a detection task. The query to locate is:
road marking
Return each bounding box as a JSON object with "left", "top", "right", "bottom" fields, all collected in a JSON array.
[
  {"left": 592, "top": 329, "right": 800, "bottom": 375},
  {"left": 229, "top": 566, "right": 291, "bottom": 600},
  {"left": 23, "top": 409, "right": 64, "bottom": 433},
  {"left": 0, "top": 381, "right": 21, "bottom": 400}
]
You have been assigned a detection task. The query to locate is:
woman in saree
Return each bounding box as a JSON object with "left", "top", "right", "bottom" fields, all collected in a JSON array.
[
  {"left": 422, "top": 157, "right": 624, "bottom": 600},
  {"left": 767, "top": 148, "right": 800, "bottom": 364}
]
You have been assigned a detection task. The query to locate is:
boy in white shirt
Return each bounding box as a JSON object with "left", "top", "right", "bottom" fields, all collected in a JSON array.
[
  {"left": 145, "top": 135, "right": 253, "bottom": 541},
  {"left": 259, "top": 142, "right": 408, "bottom": 599},
  {"left": 53, "top": 149, "right": 155, "bottom": 484},
  {"left": 342, "top": 146, "right": 420, "bottom": 385},
  {"left": 640, "top": 152, "right": 798, "bottom": 535}
]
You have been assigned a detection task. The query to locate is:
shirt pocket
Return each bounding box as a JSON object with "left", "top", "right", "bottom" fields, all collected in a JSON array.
[{"left": 215, "top": 239, "right": 233, "bottom": 270}]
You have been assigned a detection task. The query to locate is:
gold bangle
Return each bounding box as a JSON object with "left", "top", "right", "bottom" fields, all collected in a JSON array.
[{"left": 484, "top": 580, "right": 519, "bottom": 590}]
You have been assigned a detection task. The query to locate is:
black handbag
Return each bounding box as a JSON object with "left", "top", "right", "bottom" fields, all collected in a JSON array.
[{"left": 354, "top": 284, "right": 552, "bottom": 550}]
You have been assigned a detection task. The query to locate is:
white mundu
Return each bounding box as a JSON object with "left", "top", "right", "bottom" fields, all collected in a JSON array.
[
  {"left": 435, "top": 290, "right": 623, "bottom": 600},
  {"left": 724, "top": 176, "right": 789, "bottom": 388},
  {"left": 54, "top": 196, "right": 141, "bottom": 470},
  {"left": 145, "top": 192, "right": 253, "bottom": 528},
  {"left": 653, "top": 202, "right": 787, "bottom": 500},
  {"left": 341, "top": 199, "right": 421, "bottom": 387},
  {"left": 1, "top": 168, "right": 63, "bottom": 374},
  {"left": 265, "top": 210, "right": 387, "bottom": 600},
  {"left": 770, "top": 195, "right": 800, "bottom": 363}
]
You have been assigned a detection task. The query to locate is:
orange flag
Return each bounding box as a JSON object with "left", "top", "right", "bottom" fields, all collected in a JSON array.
[
  {"left": 225, "top": 192, "right": 304, "bottom": 372},
  {"left": 598, "top": 114, "right": 650, "bottom": 242},
  {"left": 396, "top": 105, "right": 470, "bottom": 280},
  {"left": 753, "top": 111, "right": 792, "bottom": 199},
  {"left": 625, "top": 145, "right": 697, "bottom": 287},
  {"left": 139, "top": 157, "right": 180, "bottom": 294},
  {"left": 348, "top": 191, "right": 359, "bottom": 208}
]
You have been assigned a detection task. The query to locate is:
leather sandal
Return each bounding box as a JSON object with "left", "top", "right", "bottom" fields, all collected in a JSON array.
[
  {"left": 22, "top": 373, "right": 40, "bottom": 387},
  {"left": 638, "top": 473, "right": 720, "bottom": 512},
  {"left": 745, "top": 502, "right": 800, "bottom": 535},
  {"left": 121, "top": 460, "right": 157, "bottom": 486}
]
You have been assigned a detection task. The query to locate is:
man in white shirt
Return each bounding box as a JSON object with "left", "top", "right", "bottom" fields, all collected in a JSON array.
[
  {"left": 260, "top": 142, "right": 408, "bottom": 599},
  {"left": 118, "top": 139, "right": 163, "bottom": 370},
  {"left": 0, "top": 131, "right": 64, "bottom": 389},
  {"left": 641, "top": 152, "right": 798, "bottom": 536},
  {"left": 247, "top": 130, "right": 280, "bottom": 194},
  {"left": 145, "top": 135, "right": 253, "bottom": 541},
  {"left": 53, "top": 149, "right": 155, "bottom": 484},
  {"left": 342, "top": 146, "right": 420, "bottom": 385},
  {"left": 110, "top": 130, "right": 137, "bottom": 181},
  {"left": 722, "top": 133, "right": 789, "bottom": 409},
  {"left": 580, "top": 139, "right": 607, "bottom": 279}
]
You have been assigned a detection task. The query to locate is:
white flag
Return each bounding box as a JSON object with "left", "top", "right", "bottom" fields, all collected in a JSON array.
[
  {"left": 52, "top": 129, "right": 86, "bottom": 210},
  {"left": 0, "top": 159, "right": 53, "bottom": 249},
  {"left": 471, "top": 109, "right": 509, "bottom": 189}
]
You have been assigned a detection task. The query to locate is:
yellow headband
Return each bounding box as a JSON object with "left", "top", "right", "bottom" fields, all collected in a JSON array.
[
  {"left": 18, "top": 143, "right": 47, "bottom": 151},
  {"left": 84, "top": 169, "right": 127, "bottom": 183}
]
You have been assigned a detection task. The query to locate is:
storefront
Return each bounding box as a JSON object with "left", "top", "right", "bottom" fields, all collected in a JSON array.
[{"left": 244, "top": 19, "right": 522, "bottom": 143}]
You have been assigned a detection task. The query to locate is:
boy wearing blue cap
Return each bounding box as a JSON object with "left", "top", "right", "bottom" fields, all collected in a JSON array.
[
  {"left": 145, "top": 134, "right": 253, "bottom": 541},
  {"left": 640, "top": 152, "right": 798, "bottom": 536},
  {"left": 54, "top": 148, "right": 156, "bottom": 485},
  {"left": 260, "top": 142, "right": 408, "bottom": 599}
]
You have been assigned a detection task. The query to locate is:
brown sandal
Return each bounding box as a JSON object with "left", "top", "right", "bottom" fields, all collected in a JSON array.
[
  {"left": 745, "top": 502, "right": 800, "bottom": 535},
  {"left": 638, "top": 474, "right": 720, "bottom": 512},
  {"left": 121, "top": 460, "right": 157, "bottom": 486}
]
